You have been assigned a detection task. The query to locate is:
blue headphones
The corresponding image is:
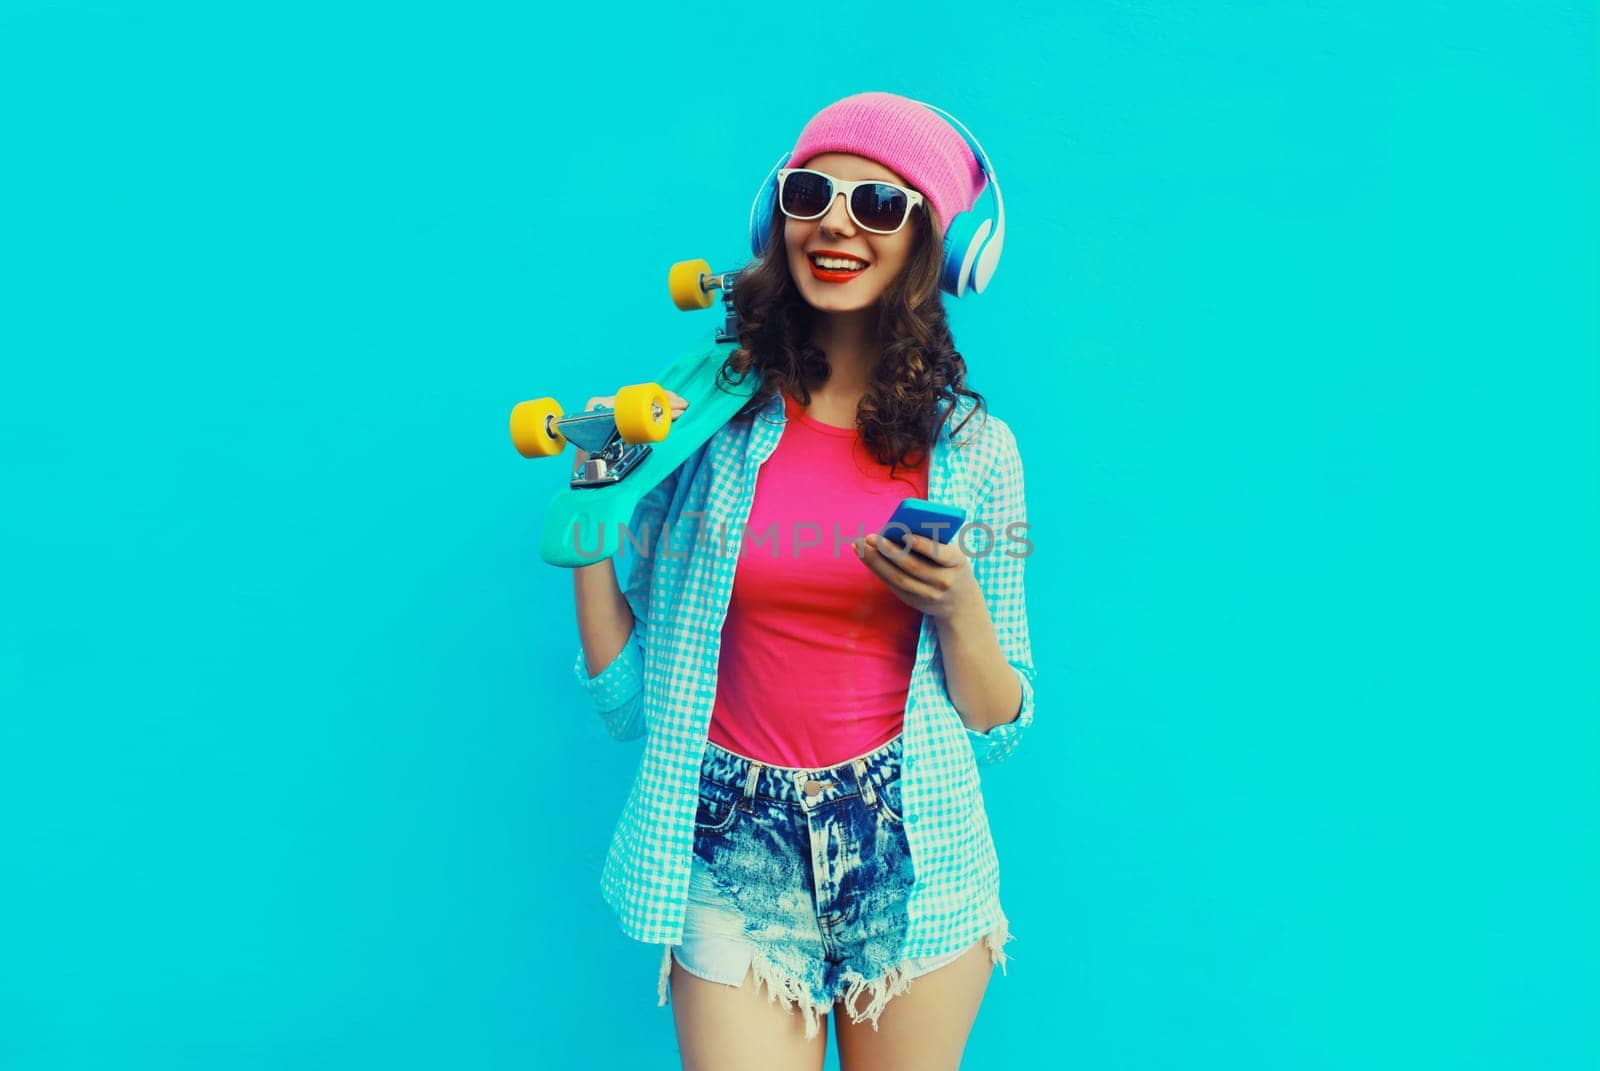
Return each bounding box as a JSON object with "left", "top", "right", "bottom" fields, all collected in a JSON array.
[{"left": 746, "top": 98, "right": 1006, "bottom": 299}]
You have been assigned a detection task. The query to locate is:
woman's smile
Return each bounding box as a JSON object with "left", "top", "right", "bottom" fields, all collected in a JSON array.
[
  {"left": 808, "top": 260, "right": 869, "bottom": 283},
  {"left": 807, "top": 248, "right": 871, "bottom": 283}
]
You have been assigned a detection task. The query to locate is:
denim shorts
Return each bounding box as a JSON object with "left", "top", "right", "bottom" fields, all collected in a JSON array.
[{"left": 654, "top": 731, "right": 1011, "bottom": 1041}]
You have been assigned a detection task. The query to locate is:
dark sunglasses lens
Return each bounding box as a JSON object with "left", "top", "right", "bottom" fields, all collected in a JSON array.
[
  {"left": 781, "top": 171, "right": 832, "bottom": 217},
  {"left": 852, "top": 184, "right": 910, "bottom": 231}
]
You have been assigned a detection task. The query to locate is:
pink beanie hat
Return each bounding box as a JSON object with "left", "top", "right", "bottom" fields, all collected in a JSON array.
[{"left": 786, "top": 91, "right": 986, "bottom": 232}]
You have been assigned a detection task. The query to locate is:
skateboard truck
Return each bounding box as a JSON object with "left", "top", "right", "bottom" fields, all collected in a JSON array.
[
  {"left": 667, "top": 259, "right": 743, "bottom": 342},
  {"left": 509, "top": 381, "right": 675, "bottom": 488},
  {"left": 557, "top": 405, "right": 656, "bottom": 488}
]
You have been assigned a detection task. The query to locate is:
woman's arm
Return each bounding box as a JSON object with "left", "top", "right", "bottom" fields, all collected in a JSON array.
[
  {"left": 854, "top": 418, "right": 1036, "bottom": 765},
  {"left": 934, "top": 598, "right": 1022, "bottom": 734},
  {"left": 569, "top": 468, "right": 679, "bottom": 742},
  {"left": 568, "top": 393, "right": 689, "bottom": 741},
  {"left": 944, "top": 421, "right": 1035, "bottom": 764},
  {"left": 573, "top": 558, "right": 635, "bottom": 678}
]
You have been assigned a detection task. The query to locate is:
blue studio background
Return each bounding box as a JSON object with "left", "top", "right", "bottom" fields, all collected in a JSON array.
[{"left": 2, "top": 2, "right": 1595, "bottom": 1069}]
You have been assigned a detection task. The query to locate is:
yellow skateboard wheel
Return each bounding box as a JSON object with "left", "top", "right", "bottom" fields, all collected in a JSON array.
[
  {"left": 668, "top": 258, "right": 715, "bottom": 311},
  {"left": 613, "top": 382, "right": 671, "bottom": 444},
  {"left": 509, "top": 397, "right": 566, "bottom": 458}
]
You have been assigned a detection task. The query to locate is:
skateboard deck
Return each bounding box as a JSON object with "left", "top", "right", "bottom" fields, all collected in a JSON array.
[{"left": 531, "top": 330, "right": 757, "bottom": 567}]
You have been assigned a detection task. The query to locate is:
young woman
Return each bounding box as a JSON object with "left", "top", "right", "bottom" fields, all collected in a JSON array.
[{"left": 570, "top": 91, "right": 1035, "bottom": 1071}]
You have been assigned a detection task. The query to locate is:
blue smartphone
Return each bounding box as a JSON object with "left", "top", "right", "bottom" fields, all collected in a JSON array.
[{"left": 879, "top": 497, "right": 966, "bottom": 552}]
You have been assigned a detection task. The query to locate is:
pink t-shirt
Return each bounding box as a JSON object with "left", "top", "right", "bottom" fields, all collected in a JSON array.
[{"left": 708, "top": 390, "right": 931, "bottom": 769}]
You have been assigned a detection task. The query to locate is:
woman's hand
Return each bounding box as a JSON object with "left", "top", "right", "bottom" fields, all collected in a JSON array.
[
  {"left": 852, "top": 531, "right": 983, "bottom": 621},
  {"left": 572, "top": 389, "right": 691, "bottom": 470}
]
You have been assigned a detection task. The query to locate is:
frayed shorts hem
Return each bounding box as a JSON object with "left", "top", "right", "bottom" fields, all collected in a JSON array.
[{"left": 654, "top": 913, "right": 1014, "bottom": 1041}]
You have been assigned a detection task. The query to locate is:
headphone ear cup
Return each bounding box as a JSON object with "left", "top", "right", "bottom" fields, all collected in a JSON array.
[
  {"left": 910, "top": 99, "right": 1004, "bottom": 298},
  {"left": 939, "top": 210, "right": 986, "bottom": 298},
  {"left": 970, "top": 215, "right": 1002, "bottom": 294},
  {"left": 749, "top": 183, "right": 776, "bottom": 257},
  {"left": 749, "top": 153, "right": 790, "bottom": 258}
]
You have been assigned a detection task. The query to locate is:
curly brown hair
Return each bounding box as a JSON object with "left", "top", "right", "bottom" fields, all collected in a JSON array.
[{"left": 713, "top": 202, "right": 988, "bottom": 484}]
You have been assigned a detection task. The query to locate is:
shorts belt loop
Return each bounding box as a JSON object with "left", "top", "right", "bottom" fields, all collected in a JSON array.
[
  {"left": 739, "top": 762, "right": 762, "bottom": 812},
  {"left": 853, "top": 758, "right": 877, "bottom": 806}
]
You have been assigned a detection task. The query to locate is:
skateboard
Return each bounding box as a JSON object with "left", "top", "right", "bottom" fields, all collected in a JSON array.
[{"left": 509, "top": 259, "right": 756, "bottom": 568}]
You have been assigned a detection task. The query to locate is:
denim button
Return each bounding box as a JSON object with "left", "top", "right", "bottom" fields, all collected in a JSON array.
[{"left": 904, "top": 755, "right": 916, "bottom": 770}]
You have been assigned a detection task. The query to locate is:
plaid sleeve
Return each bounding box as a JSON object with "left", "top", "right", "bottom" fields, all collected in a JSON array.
[
  {"left": 964, "top": 419, "right": 1036, "bottom": 767},
  {"left": 571, "top": 469, "right": 681, "bottom": 741}
]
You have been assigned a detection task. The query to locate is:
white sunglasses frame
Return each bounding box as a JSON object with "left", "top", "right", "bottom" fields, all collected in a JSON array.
[{"left": 776, "top": 168, "right": 926, "bottom": 235}]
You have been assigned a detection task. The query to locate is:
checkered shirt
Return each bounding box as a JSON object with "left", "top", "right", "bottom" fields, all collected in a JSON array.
[{"left": 571, "top": 389, "right": 1035, "bottom": 958}]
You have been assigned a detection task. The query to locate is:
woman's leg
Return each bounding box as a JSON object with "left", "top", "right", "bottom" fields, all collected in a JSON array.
[
  {"left": 668, "top": 953, "right": 830, "bottom": 1071},
  {"left": 831, "top": 937, "right": 995, "bottom": 1071}
]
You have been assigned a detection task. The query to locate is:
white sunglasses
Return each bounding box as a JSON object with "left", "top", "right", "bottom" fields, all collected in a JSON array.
[{"left": 776, "top": 168, "right": 926, "bottom": 235}]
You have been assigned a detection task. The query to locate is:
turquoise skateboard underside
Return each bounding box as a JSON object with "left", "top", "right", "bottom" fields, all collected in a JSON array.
[{"left": 539, "top": 331, "right": 756, "bottom": 568}]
